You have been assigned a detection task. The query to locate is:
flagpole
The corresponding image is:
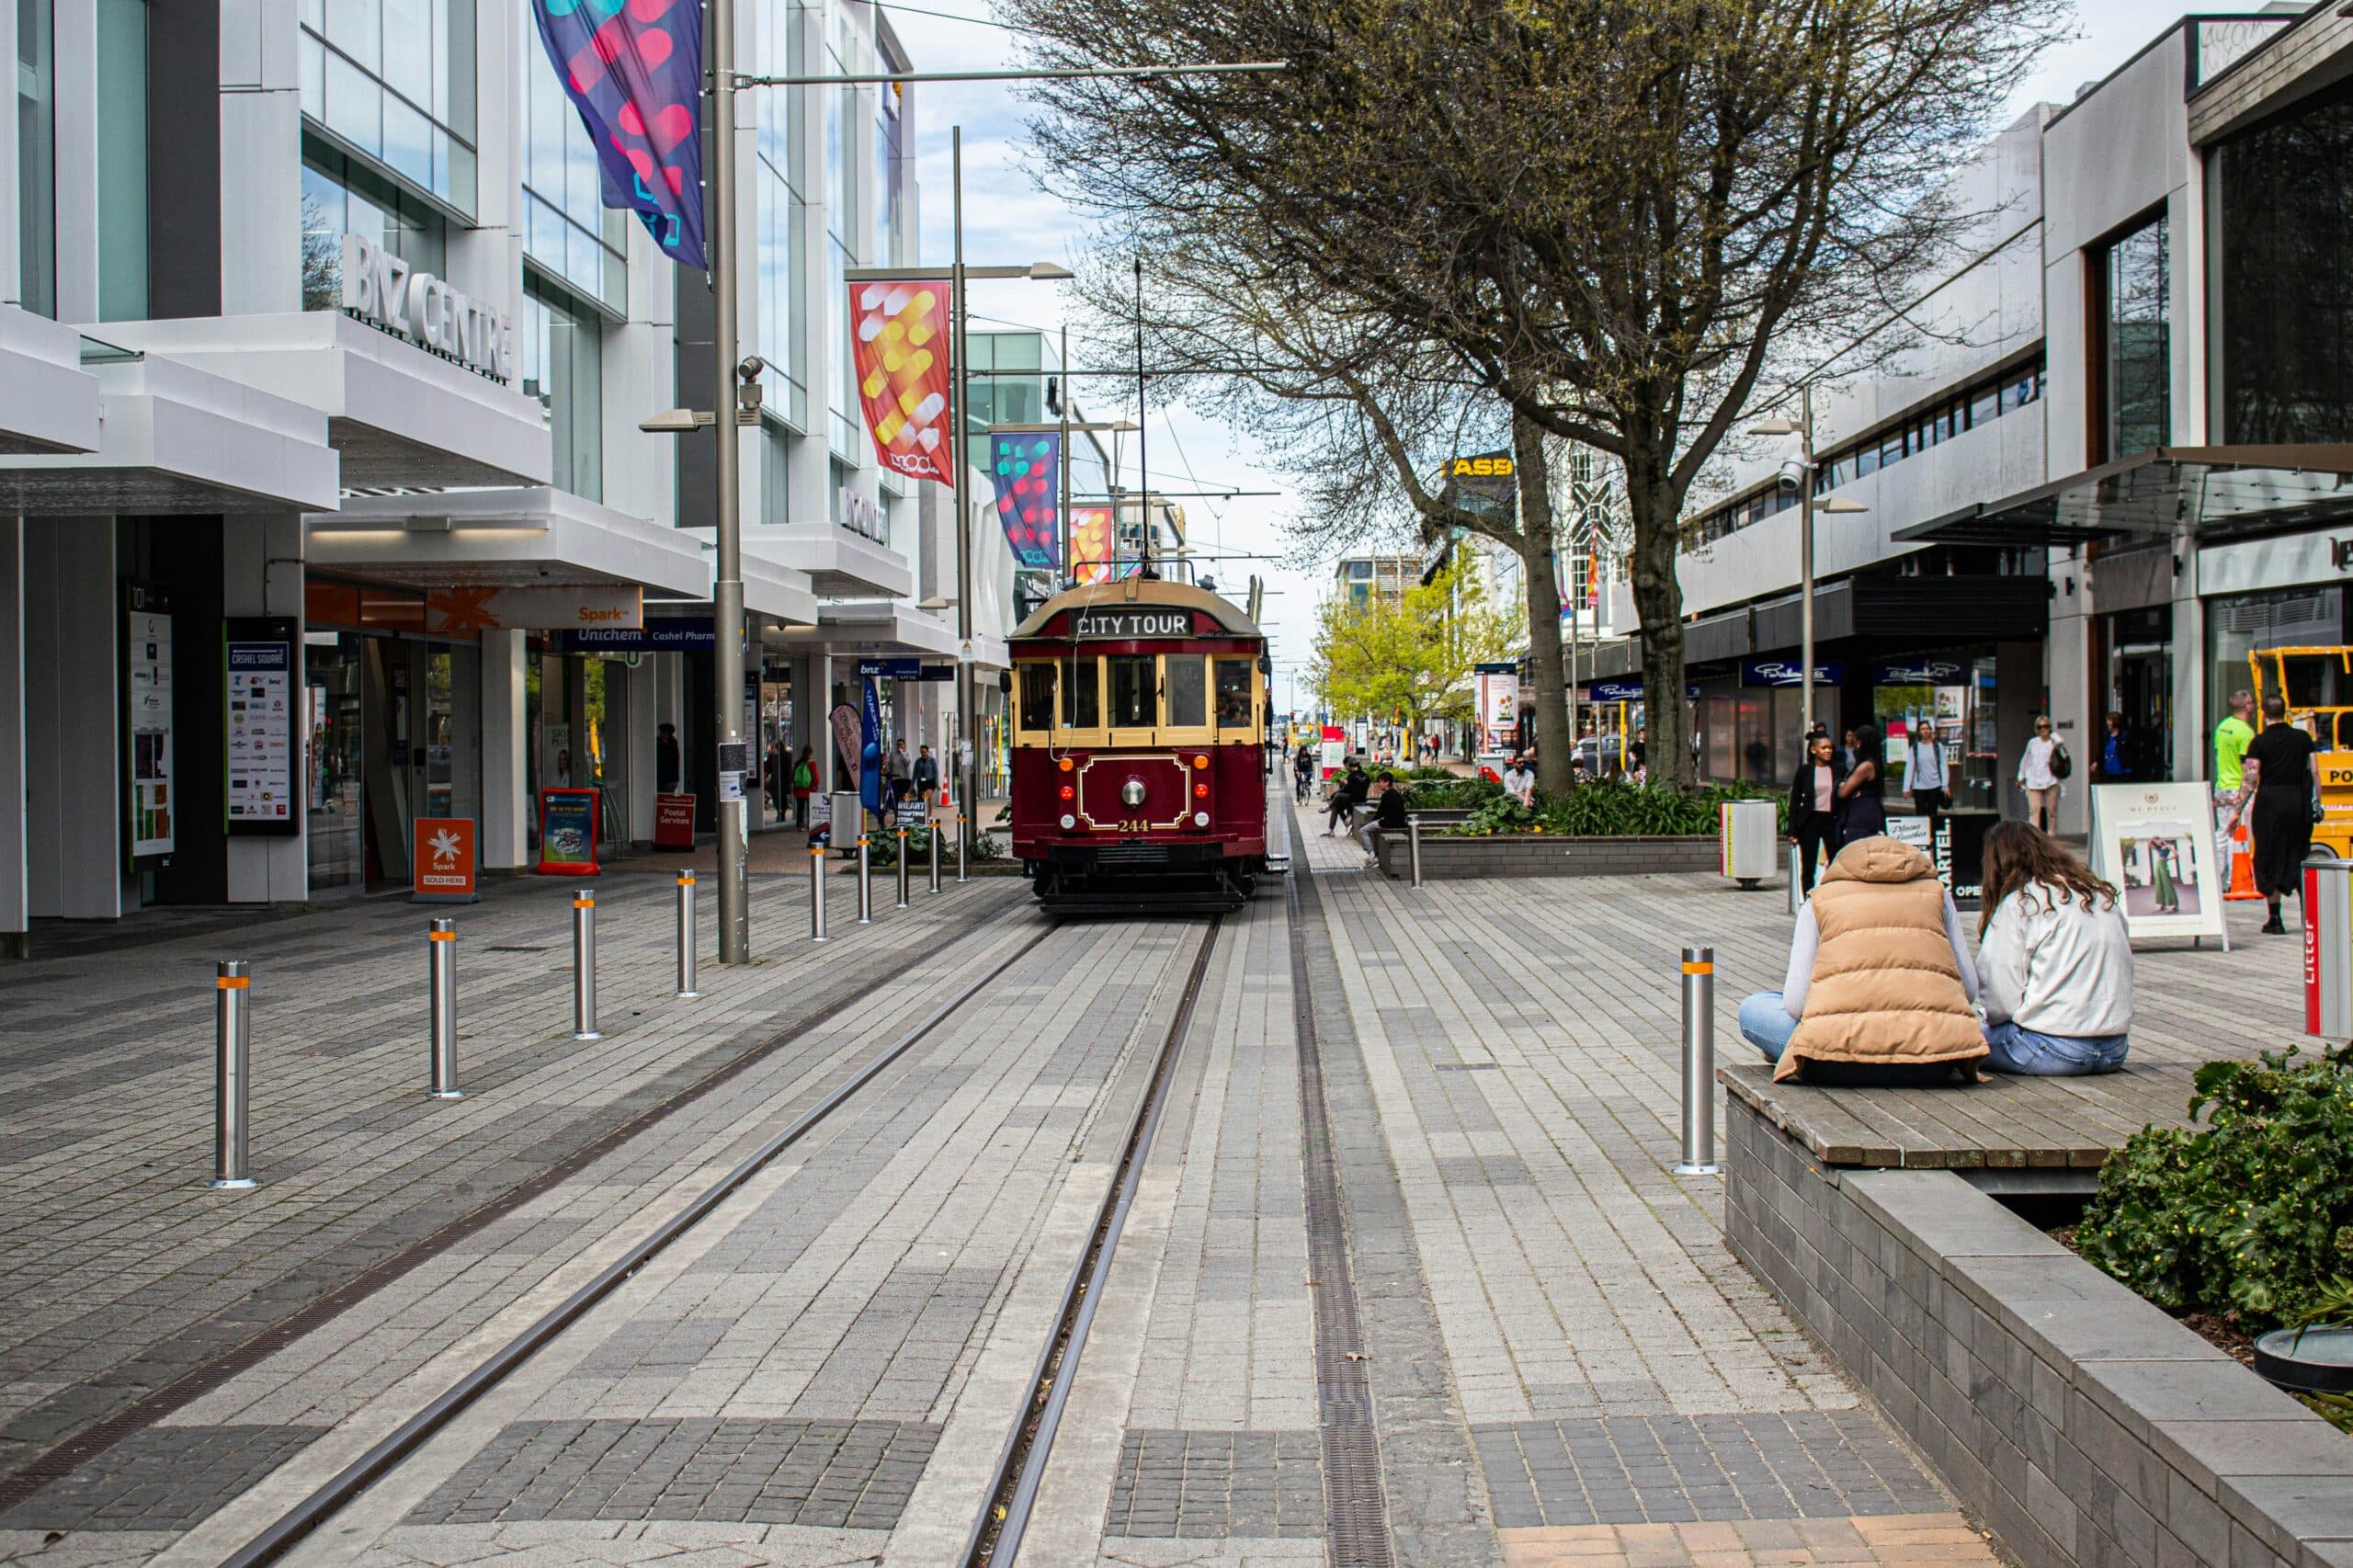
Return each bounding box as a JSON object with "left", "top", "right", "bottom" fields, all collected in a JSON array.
[
  {"left": 710, "top": 0, "right": 749, "bottom": 962},
  {"left": 1059, "top": 323, "right": 1071, "bottom": 589},
  {"left": 952, "top": 127, "right": 975, "bottom": 861}
]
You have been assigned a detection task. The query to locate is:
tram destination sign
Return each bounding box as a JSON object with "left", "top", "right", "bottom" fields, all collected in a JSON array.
[{"left": 1071, "top": 609, "right": 1195, "bottom": 638}]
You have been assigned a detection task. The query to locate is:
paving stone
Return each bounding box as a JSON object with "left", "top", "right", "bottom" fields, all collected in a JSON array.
[{"left": 0, "top": 1423, "right": 328, "bottom": 1531}]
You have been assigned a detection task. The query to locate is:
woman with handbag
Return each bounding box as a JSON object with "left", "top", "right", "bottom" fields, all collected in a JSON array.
[
  {"left": 1786, "top": 732, "right": 1845, "bottom": 897},
  {"left": 1835, "top": 722, "right": 1887, "bottom": 845},
  {"left": 2241, "top": 695, "right": 2318, "bottom": 935}
]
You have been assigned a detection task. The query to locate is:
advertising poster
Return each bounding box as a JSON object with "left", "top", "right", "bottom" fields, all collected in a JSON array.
[
  {"left": 412, "top": 817, "right": 479, "bottom": 903},
  {"left": 2089, "top": 783, "right": 2228, "bottom": 945},
  {"left": 1320, "top": 724, "right": 1346, "bottom": 780},
  {"left": 536, "top": 789, "right": 602, "bottom": 875},
  {"left": 224, "top": 620, "right": 299, "bottom": 835},
  {"left": 1475, "top": 665, "right": 1520, "bottom": 756},
  {"left": 124, "top": 585, "right": 174, "bottom": 864},
  {"left": 654, "top": 793, "right": 696, "bottom": 849},
  {"left": 848, "top": 279, "right": 955, "bottom": 482}
]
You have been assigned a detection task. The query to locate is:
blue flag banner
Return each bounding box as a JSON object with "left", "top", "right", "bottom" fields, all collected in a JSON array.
[
  {"left": 527, "top": 0, "right": 708, "bottom": 269},
  {"left": 988, "top": 432, "right": 1062, "bottom": 570},
  {"left": 858, "top": 676, "right": 882, "bottom": 815}
]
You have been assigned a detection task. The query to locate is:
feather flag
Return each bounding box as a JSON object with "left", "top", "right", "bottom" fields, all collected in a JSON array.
[{"left": 527, "top": 0, "right": 707, "bottom": 269}]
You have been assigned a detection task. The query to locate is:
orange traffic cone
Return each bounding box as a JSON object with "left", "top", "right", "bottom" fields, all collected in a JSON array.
[{"left": 2225, "top": 815, "right": 2262, "bottom": 901}]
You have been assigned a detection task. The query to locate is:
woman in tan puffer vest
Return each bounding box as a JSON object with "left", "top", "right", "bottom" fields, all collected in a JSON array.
[{"left": 1736, "top": 836, "right": 1989, "bottom": 1085}]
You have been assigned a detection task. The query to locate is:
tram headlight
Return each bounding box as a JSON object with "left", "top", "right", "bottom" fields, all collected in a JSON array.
[
  {"left": 1060, "top": 813, "right": 1076, "bottom": 830},
  {"left": 1193, "top": 811, "right": 1211, "bottom": 828}
]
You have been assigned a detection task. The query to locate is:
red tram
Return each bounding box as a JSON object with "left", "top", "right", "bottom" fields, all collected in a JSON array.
[{"left": 1006, "top": 579, "right": 1270, "bottom": 913}]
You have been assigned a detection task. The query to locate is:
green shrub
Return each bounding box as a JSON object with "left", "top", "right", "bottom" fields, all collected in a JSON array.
[
  {"left": 1440, "top": 778, "right": 1784, "bottom": 837},
  {"left": 2076, "top": 1042, "right": 2353, "bottom": 1329},
  {"left": 1402, "top": 778, "right": 1504, "bottom": 810}
]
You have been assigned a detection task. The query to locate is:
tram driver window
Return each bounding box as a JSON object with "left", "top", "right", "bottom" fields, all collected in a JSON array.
[
  {"left": 1165, "top": 655, "right": 1207, "bottom": 728},
  {"left": 1018, "top": 664, "right": 1055, "bottom": 732},
  {"left": 1215, "top": 659, "right": 1253, "bottom": 727},
  {"left": 1108, "top": 654, "right": 1156, "bottom": 727},
  {"left": 1061, "top": 655, "right": 1100, "bottom": 728}
]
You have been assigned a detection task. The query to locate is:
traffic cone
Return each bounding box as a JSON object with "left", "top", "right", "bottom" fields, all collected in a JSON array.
[{"left": 2225, "top": 816, "right": 2262, "bottom": 901}]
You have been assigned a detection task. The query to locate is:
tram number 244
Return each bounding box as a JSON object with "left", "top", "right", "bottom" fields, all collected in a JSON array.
[{"left": 1117, "top": 817, "right": 1151, "bottom": 834}]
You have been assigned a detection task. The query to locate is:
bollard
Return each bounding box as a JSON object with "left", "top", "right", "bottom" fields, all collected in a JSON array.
[
  {"left": 1408, "top": 815, "right": 1425, "bottom": 888},
  {"left": 1673, "top": 946, "right": 1719, "bottom": 1175},
  {"left": 857, "top": 834, "right": 874, "bottom": 924},
  {"left": 1787, "top": 843, "right": 1804, "bottom": 916},
  {"left": 956, "top": 812, "right": 968, "bottom": 883},
  {"left": 811, "top": 844, "right": 830, "bottom": 942},
  {"left": 427, "top": 919, "right": 462, "bottom": 1099},
  {"left": 895, "top": 828, "right": 911, "bottom": 908},
  {"left": 928, "top": 819, "right": 943, "bottom": 894},
  {"left": 675, "top": 871, "right": 702, "bottom": 1000},
  {"left": 572, "top": 893, "right": 603, "bottom": 1041},
  {"left": 210, "top": 960, "right": 257, "bottom": 1189}
]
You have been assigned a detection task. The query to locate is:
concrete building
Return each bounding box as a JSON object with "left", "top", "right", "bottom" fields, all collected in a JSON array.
[{"left": 0, "top": 0, "right": 1014, "bottom": 946}]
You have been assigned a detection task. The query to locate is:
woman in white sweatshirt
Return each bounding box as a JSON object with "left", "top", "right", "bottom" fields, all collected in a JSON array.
[{"left": 1973, "top": 821, "right": 2134, "bottom": 1074}]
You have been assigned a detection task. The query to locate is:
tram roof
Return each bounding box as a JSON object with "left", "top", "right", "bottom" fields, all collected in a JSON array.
[{"left": 1011, "top": 579, "right": 1264, "bottom": 641}]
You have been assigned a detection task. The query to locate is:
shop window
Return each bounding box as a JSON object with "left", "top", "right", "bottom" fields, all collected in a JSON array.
[
  {"left": 2218, "top": 74, "right": 2353, "bottom": 444},
  {"left": 2096, "top": 210, "right": 2170, "bottom": 460},
  {"left": 1061, "top": 655, "right": 1099, "bottom": 728},
  {"left": 1165, "top": 656, "right": 1207, "bottom": 728},
  {"left": 1215, "top": 660, "right": 1254, "bottom": 728},
  {"left": 1017, "top": 664, "right": 1055, "bottom": 731},
  {"left": 1108, "top": 654, "right": 1156, "bottom": 727}
]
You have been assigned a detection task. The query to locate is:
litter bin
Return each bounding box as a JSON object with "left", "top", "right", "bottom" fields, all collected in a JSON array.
[
  {"left": 2305, "top": 858, "right": 2353, "bottom": 1040},
  {"left": 1720, "top": 799, "right": 1779, "bottom": 890}
]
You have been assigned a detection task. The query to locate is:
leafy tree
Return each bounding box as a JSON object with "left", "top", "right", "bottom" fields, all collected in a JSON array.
[
  {"left": 1312, "top": 557, "right": 1520, "bottom": 740},
  {"left": 1006, "top": 0, "right": 2061, "bottom": 787}
]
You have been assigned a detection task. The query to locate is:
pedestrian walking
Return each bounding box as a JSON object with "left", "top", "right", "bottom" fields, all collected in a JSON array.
[
  {"left": 1787, "top": 732, "right": 1844, "bottom": 897},
  {"left": 913, "top": 744, "right": 938, "bottom": 812},
  {"left": 1974, "top": 822, "right": 2133, "bottom": 1074},
  {"left": 790, "top": 745, "right": 814, "bottom": 829},
  {"left": 2242, "top": 694, "right": 2319, "bottom": 934},
  {"left": 1835, "top": 722, "right": 1886, "bottom": 844},
  {"left": 887, "top": 738, "right": 912, "bottom": 812},
  {"left": 764, "top": 738, "right": 786, "bottom": 818},
  {"left": 2097, "top": 711, "right": 2133, "bottom": 781},
  {"left": 1905, "top": 720, "right": 1949, "bottom": 816},
  {"left": 2213, "top": 688, "right": 2256, "bottom": 858},
  {"left": 656, "top": 722, "right": 681, "bottom": 795},
  {"left": 2016, "top": 716, "right": 2063, "bottom": 832}
]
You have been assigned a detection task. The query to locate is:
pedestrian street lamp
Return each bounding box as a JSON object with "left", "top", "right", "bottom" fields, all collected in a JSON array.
[{"left": 1748, "top": 387, "right": 1869, "bottom": 738}]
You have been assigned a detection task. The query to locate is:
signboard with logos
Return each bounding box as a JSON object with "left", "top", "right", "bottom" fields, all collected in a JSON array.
[
  {"left": 1071, "top": 608, "right": 1197, "bottom": 639},
  {"left": 1872, "top": 657, "right": 1969, "bottom": 686},
  {"left": 2089, "top": 783, "right": 2229, "bottom": 946},
  {"left": 224, "top": 619, "right": 299, "bottom": 835},
  {"left": 560, "top": 619, "right": 716, "bottom": 653},
  {"left": 124, "top": 583, "right": 174, "bottom": 865},
  {"left": 858, "top": 657, "right": 925, "bottom": 680},
  {"left": 412, "top": 817, "right": 479, "bottom": 903},
  {"left": 425, "top": 585, "right": 642, "bottom": 634},
  {"left": 1584, "top": 679, "right": 1704, "bottom": 703},
  {"left": 654, "top": 793, "right": 696, "bottom": 848},
  {"left": 536, "top": 789, "right": 602, "bottom": 875},
  {"left": 340, "top": 233, "right": 516, "bottom": 382},
  {"left": 1741, "top": 660, "right": 1844, "bottom": 687},
  {"left": 1884, "top": 809, "right": 1994, "bottom": 907}
]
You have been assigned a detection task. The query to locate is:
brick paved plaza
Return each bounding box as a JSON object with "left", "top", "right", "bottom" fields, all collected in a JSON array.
[{"left": 0, "top": 790, "right": 2309, "bottom": 1566}]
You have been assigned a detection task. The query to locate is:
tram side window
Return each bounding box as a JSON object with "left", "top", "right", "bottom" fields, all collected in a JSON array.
[
  {"left": 1214, "top": 659, "right": 1253, "bottom": 727},
  {"left": 1062, "top": 655, "right": 1100, "bottom": 728},
  {"left": 1018, "top": 663, "right": 1055, "bottom": 732},
  {"left": 1108, "top": 654, "right": 1156, "bottom": 726},
  {"left": 1165, "top": 655, "right": 1207, "bottom": 728}
]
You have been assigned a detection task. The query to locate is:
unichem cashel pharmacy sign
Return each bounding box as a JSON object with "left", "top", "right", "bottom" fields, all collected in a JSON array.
[{"left": 340, "top": 233, "right": 515, "bottom": 384}]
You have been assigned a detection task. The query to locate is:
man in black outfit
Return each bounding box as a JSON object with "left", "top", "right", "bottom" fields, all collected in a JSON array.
[
  {"left": 656, "top": 722, "right": 681, "bottom": 795},
  {"left": 2242, "top": 694, "right": 2318, "bottom": 934}
]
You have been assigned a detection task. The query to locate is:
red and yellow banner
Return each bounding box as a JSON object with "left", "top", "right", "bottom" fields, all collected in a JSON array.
[
  {"left": 1070, "top": 506, "right": 1116, "bottom": 584},
  {"left": 850, "top": 279, "right": 954, "bottom": 483}
]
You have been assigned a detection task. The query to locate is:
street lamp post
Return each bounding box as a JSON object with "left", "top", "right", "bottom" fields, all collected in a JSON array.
[
  {"left": 1749, "top": 387, "right": 1866, "bottom": 740},
  {"left": 710, "top": 0, "right": 750, "bottom": 962}
]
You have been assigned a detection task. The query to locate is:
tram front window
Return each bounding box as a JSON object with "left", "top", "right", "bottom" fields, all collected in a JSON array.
[
  {"left": 1062, "top": 655, "right": 1100, "bottom": 728},
  {"left": 1215, "top": 659, "right": 1253, "bottom": 727},
  {"left": 1165, "top": 655, "right": 1206, "bottom": 727},
  {"left": 1018, "top": 664, "right": 1055, "bottom": 732},
  {"left": 1109, "top": 655, "right": 1156, "bottom": 726}
]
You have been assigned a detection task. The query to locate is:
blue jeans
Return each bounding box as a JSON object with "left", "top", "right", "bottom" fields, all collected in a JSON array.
[
  {"left": 1739, "top": 992, "right": 1800, "bottom": 1062},
  {"left": 1983, "top": 1021, "right": 2129, "bottom": 1075}
]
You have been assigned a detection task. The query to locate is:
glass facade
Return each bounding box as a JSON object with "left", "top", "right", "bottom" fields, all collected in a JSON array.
[
  {"left": 16, "top": 0, "right": 53, "bottom": 319},
  {"left": 2098, "top": 211, "right": 2169, "bottom": 460},
  {"left": 518, "top": 279, "right": 604, "bottom": 501},
  {"left": 520, "top": 7, "right": 626, "bottom": 314},
  {"left": 301, "top": 143, "right": 448, "bottom": 312},
  {"left": 754, "top": 0, "right": 806, "bottom": 428},
  {"left": 299, "top": 0, "right": 477, "bottom": 212},
  {"left": 96, "top": 0, "right": 146, "bottom": 322},
  {"left": 2217, "top": 74, "right": 2353, "bottom": 445}
]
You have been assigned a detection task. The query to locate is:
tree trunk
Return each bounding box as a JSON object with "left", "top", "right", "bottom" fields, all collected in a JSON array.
[
  {"left": 1513, "top": 412, "right": 1574, "bottom": 797},
  {"left": 1624, "top": 444, "right": 1695, "bottom": 790}
]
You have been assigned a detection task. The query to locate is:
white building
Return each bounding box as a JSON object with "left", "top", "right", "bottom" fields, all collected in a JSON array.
[{"left": 0, "top": 0, "right": 1018, "bottom": 945}]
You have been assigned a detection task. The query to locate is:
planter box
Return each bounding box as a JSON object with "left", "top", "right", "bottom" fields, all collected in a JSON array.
[
  {"left": 1725, "top": 1095, "right": 2353, "bottom": 1568},
  {"left": 1370, "top": 831, "right": 1717, "bottom": 880}
]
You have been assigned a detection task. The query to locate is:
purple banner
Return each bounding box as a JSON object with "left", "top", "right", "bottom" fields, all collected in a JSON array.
[
  {"left": 989, "top": 432, "right": 1061, "bottom": 570},
  {"left": 528, "top": 0, "right": 707, "bottom": 270}
]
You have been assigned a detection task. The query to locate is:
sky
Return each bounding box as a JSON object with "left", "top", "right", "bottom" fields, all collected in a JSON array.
[{"left": 897, "top": 0, "right": 2295, "bottom": 710}]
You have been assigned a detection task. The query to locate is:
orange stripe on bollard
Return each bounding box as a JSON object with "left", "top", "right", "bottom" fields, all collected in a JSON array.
[
  {"left": 1680, "top": 961, "right": 1713, "bottom": 975},
  {"left": 427, "top": 930, "right": 455, "bottom": 942},
  {"left": 216, "top": 975, "right": 250, "bottom": 989}
]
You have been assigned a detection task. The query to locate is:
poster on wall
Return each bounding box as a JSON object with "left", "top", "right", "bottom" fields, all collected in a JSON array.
[
  {"left": 224, "top": 618, "right": 299, "bottom": 836},
  {"left": 536, "top": 790, "right": 602, "bottom": 875},
  {"left": 2089, "top": 783, "right": 2229, "bottom": 946},
  {"left": 124, "top": 583, "right": 175, "bottom": 865}
]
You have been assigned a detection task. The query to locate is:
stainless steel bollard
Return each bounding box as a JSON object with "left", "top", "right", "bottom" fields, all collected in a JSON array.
[
  {"left": 895, "top": 828, "right": 911, "bottom": 908},
  {"left": 857, "top": 834, "right": 874, "bottom": 924},
  {"left": 1673, "top": 946, "right": 1719, "bottom": 1175},
  {"left": 1788, "top": 843, "right": 1804, "bottom": 916},
  {"left": 675, "top": 871, "right": 702, "bottom": 999},
  {"left": 210, "top": 961, "right": 257, "bottom": 1189},
  {"left": 572, "top": 892, "right": 603, "bottom": 1041},
  {"left": 956, "top": 812, "right": 968, "bottom": 883},
  {"left": 428, "top": 919, "right": 462, "bottom": 1099},
  {"left": 810, "top": 844, "right": 830, "bottom": 942},
  {"left": 1408, "top": 815, "right": 1425, "bottom": 888},
  {"left": 928, "top": 819, "right": 942, "bottom": 893}
]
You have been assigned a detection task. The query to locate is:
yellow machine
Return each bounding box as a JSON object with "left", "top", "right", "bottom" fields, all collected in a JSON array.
[{"left": 2248, "top": 645, "right": 2353, "bottom": 859}]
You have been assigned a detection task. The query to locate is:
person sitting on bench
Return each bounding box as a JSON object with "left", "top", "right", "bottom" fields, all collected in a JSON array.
[
  {"left": 1323, "top": 759, "right": 1370, "bottom": 835},
  {"left": 1355, "top": 772, "right": 1409, "bottom": 861},
  {"left": 1972, "top": 821, "right": 2132, "bottom": 1074},
  {"left": 1737, "top": 836, "right": 1989, "bottom": 1085}
]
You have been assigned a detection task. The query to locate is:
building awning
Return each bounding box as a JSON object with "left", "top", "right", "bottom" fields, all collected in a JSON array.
[
  {"left": 768, "top": 600, "right": 1005, "bottom": 668},
  {"left": 94, "top": 312, "right": 551, "bottom": 489},
  {"left": 307, "top": 488, "right": 722, "bottom": 607},
  {"left": 1893, "top": 446, "right": 2353, "bottom": 550},
  {"left": 0, "top": 309, "right": 99, "bottom": 456},
  {"left": 0, "top": 347, "right": 338, "bottom": 513},
  {"left": 734, "top": 523, "right": 915, "bottom": 600}
]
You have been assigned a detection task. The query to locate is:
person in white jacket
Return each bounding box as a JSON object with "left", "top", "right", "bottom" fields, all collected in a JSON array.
[{"left": 1973, "top": 821, "right": 2134, "bottom": 1074}]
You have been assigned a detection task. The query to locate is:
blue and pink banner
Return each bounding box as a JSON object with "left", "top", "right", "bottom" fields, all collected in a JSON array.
[
  {"left": 989, "top": 432, "right": 1061, "bottom": 570},
  {"left": 528, "top": 0, "right": 707, "bottom": 269}
]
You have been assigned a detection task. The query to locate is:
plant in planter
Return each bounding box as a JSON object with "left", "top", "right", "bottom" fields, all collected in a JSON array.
[
  {"left": 2076, "top": 1041, "right": 2353, "bottom": 1331},
  {"left": 1441, "top": 779, "right": 1785, "bottom": 837},
  {"left": 1403, "top": 778, "right": 1503, "bottom": 811}
]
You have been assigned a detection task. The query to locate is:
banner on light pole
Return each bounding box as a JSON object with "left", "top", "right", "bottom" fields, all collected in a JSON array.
[
  {"left": 988, "top": 432, "right": 1061, "bottom": 569},
  {"left": 849, "top": 279, "right": 956, "bottom": 483},
  {"left": 526, "top": 0, "right": 707, "bottom": 269}
]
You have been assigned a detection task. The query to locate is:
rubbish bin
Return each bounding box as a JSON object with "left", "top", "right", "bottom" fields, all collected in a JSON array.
[
  {"left": 1720, "top": 799, "right": 1779, "bottom": 890},
  {"left": 2305, "top": 858, "right": 2353, "bottom": 1040}
]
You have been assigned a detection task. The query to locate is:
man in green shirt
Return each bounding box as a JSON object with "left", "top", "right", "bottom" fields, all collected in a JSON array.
[{"left": 2214, "top": 688, "right": 2256, "bottom": 846}]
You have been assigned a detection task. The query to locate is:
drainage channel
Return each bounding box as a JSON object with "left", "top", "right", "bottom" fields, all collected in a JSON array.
[{"left": 961, "top": 914, "right": 1224, "bottom": 1566}]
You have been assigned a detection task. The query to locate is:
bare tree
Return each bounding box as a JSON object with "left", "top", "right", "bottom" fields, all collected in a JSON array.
[{"left": 1006, "top": 0, "right": 2061, "bottom": 787}]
